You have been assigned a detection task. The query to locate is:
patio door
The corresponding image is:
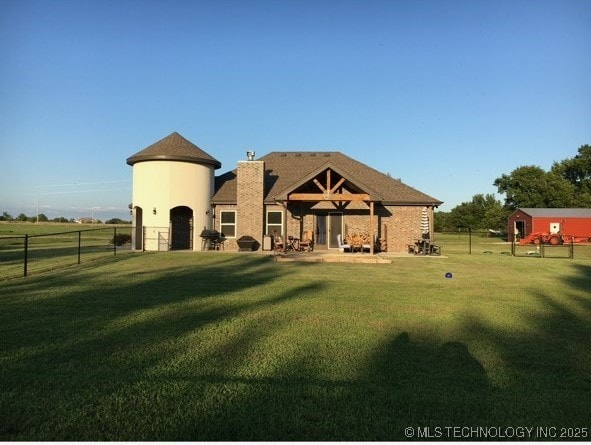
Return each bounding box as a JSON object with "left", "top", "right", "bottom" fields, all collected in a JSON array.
[{"left": 328, "top": 212, "right": 343, "bottom": 249}]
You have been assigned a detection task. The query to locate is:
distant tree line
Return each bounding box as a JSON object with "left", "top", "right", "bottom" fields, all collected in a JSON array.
[
  {"left": 436, "top": 144, "right": 591, "bottom": 232},
  {"left": 0, "top": 212, "right": 131, "bottom": 225}
]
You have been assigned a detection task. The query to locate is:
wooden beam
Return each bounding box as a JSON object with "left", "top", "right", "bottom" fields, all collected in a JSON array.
[
  {"left": 313, "top": 178, "right": 326, "bottom": 192},
  {"left": 330, "top": 177, "right": 346, "bottom": 193},
  {"left": 287, "top": 193, "right": 370, "bottom": 201},
  {"left": 327, "top": 169, "right": 331, "bottom": 192}
]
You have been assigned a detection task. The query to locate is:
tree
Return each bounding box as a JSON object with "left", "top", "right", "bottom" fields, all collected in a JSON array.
[
  {"left": 17, "top": 213, "right": 29, "bottom": 222},
  {"left": 434, "top": 211, "right": 452, "bottom": 231},
  {"left": 551, "top": 144, "right": 591, "bottom": 207},
  {"left": 0, "top": 212, "right": 13, "bottom": 221},
  {"left": 493, "top": 166, "right": 576, "bottom": 210},
  {"left": 37, "top": 214, "right": 48, "bottom": 222},
  {"left": 448, "top": 194, "right": 507, "bottom": 230}
]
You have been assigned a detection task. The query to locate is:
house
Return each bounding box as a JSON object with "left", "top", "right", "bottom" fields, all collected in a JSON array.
[
  {"left": 127, "top": 132, "right": 442, "bottom": 252},
  {"left": 75, "top": 217, "right": 99, "bottom": 224},
  {"left": 508, "top": 208, "right": 591, "bottom": 242}
]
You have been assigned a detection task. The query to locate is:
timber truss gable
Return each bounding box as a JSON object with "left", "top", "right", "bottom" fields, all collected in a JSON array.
[{"left": 272, "top": 163, "right": 382, "bottom": 207}]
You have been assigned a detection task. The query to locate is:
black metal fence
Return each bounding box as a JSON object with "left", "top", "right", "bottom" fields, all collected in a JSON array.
[
  {"left": 434, "top": 230, "right": 511, "bottom": 255},
  {"left": 0, "top": 226, "right": 133, "bottom": 279},
  {"left": 511, "top": 240, "right": 575, "bottom": 259}
]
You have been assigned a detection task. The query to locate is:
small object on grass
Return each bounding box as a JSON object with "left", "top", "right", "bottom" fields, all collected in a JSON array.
[
  {"left": 500, "top": 251, "right": 511, "bottom": 255},
  {"left": 483, "top": 251, "right": 493, "bottom": 254},
  {"left": 445, "top": 272, "right": 453, "bottom": 278}
]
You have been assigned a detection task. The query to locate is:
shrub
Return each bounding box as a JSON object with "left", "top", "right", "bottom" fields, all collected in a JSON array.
[{"left": 111, "top": 233, "right": 132, "bottom": 246}]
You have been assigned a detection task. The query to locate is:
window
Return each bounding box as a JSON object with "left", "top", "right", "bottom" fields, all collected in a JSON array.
[
  {"left": 220, "top": 211, "right": 236, "bottom": 238},
  {"left": 266, "top": 210, "right": 283, "bottom": 236}
]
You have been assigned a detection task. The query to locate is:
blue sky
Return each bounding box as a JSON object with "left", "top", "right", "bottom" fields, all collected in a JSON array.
[{"left": 1, "top": 0, "right": 590, "bottom": 220}]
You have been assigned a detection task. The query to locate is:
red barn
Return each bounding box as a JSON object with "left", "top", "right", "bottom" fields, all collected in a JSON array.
[{"left": 508, "top": 208, "right": 591, "bottom": 242}]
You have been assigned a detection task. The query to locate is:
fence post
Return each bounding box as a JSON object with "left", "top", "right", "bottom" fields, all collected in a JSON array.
[
  {"left": 78, "top": 231, "right": 82, "bottom": 264},
  {"left": 23, "top": 234, "right": 28, "bottom": 277},
  {"left": 468, "top": 228, "right": 472, "bottom": 255},
  {"left": 113, "top": 227, "right": 117, "bottom": 256}
]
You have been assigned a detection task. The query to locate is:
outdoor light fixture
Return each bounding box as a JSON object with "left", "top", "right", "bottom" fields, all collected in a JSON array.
[{"left": 153, "top": 207, "right": 157, "bottom": 215}]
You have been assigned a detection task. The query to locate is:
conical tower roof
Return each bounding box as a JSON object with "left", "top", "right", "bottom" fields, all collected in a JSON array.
[{"left": 126, "top": 132, "right": 221, "bottom": 169}]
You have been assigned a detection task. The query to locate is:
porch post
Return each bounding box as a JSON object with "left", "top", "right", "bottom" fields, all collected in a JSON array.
[
  {"left": 370, "top": 201, "right": 375, "bottom": 255},
  {"left": 283, "top": 201, "right": 288, "bottom": 252}
]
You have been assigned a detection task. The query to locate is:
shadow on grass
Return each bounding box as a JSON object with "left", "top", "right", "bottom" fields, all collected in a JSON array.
[
  {"left": 187, "top": 262, "right": 590, "bottom": 440},
  {"left": 187, "top": 332, "right": 491, "bottom": 441},
  {"left": 454, "top": 262, "right": 591, "bottom": 429},
  {"left": 0, "top": 253, "right": 325, "bottom": 439},
  {"left": 1, "top": 256, "right": 590, "bottom": 440}
]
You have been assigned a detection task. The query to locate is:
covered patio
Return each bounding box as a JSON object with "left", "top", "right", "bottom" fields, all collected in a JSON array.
[{"left": 275, "top": 165, "right": 383, "bottom": 254}]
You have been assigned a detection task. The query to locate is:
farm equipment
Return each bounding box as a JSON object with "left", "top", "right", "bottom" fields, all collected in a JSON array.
[{"left": 519, "top": 232, "right": 591, "bottom": 245}]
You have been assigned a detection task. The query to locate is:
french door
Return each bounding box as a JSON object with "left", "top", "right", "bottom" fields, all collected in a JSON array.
[
  {"left": 315, "top": 212, "right": 343, "bottom": 249},
  {"left": 328, "top": 212, "right": 343, "bottom": 249}
]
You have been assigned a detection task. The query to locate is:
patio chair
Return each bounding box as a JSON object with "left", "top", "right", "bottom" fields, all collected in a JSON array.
[
  {"left": 361, "top": 234, "right": 372, "bottom": 253},
  {"left": 299, "top": 230, "right": 314, "bottom": 252},
  {"left": 337, "top": 233, "right": 351, "bottom": 252},
  {"left": 273, "top": 231, "right": 284, "bottom": 253}
]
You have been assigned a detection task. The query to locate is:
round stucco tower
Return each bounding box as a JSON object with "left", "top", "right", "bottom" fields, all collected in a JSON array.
[{"left": 126, "top": 132, "right": 221, "bottom": 251}]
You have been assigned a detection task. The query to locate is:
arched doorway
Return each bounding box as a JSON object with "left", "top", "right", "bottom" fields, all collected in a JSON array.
[
  {"left": 132, "top": 206, "right": 143, "bottom": 251},
  {"left": 170, "top": 206, "right": 193, "bottom": 250}
]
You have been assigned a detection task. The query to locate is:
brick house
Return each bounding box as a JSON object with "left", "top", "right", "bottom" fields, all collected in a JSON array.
[{"left": 127, "top": 132, "right": 442, "bottom": 253}]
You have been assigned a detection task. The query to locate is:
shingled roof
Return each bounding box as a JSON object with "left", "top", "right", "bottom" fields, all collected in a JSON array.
[
  {"left": 213, "top": 151, "right": 441, "bottom": 206},
  {"left": 126, "top": 132, "right": 221, "bottom": 169}
]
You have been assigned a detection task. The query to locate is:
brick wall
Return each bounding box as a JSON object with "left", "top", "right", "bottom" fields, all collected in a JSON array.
[
  {"left": 216, "top": 193, "right": 433, "bottom": 253},
  {"left": 344, "top": 213, "right": 379, "bottom": 238},
  {"left": 237, "top": 160, "right": 265, "bottom": 248},
  {"left": 383, "top": 205, "right": 432, "bottom": 252}
]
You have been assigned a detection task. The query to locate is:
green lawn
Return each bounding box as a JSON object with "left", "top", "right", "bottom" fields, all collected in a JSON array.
[{"left": 1, "top": 247, "right": 590, "bottom": 440}]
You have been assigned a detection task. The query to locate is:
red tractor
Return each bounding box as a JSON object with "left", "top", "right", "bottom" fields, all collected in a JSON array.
[{"left": 519, "top": 232, "right": 591, "bottom": 245}]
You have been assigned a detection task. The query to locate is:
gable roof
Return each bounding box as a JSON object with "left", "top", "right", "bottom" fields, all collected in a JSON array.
[
  {"left": 213, "top": 151, "right": 442, "bottom": 206},
  {"left": 126, "top": 132, "right": 221, "bottom": 169},
  {"left": 272, "top": 160, "right": 385, "bottom": 201},
  {"left": 515, "top": 208, "right": 591, "bottom": 218}
]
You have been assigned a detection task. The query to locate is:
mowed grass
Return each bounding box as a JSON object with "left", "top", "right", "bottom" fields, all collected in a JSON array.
[{"left": 1, "top": 248, "right": 590, "bottom": 440}]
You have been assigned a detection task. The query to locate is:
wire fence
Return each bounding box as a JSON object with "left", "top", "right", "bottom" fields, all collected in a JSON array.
[
  {"left": 434, "top": 230, "right": 591, "bottom": 260},
  {"left": 2, "top": 227, "right": 589, "bottom": 280},
  {"left": 0, "top": 226, "right": 133, "bottom": 280}
]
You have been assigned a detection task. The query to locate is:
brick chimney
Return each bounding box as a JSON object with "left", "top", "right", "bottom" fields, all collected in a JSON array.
[{"left": 237, "top": 152, "right": 265, "bottom": 246}]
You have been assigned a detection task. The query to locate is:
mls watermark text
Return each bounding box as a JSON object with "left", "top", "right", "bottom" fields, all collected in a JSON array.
[{"left": 404, "top": 426, "right": 588, "bottom": 440}]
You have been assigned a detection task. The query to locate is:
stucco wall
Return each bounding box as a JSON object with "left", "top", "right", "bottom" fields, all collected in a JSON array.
[{"left": 132, "top": 160, "right": 214, "bottom": 251}]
